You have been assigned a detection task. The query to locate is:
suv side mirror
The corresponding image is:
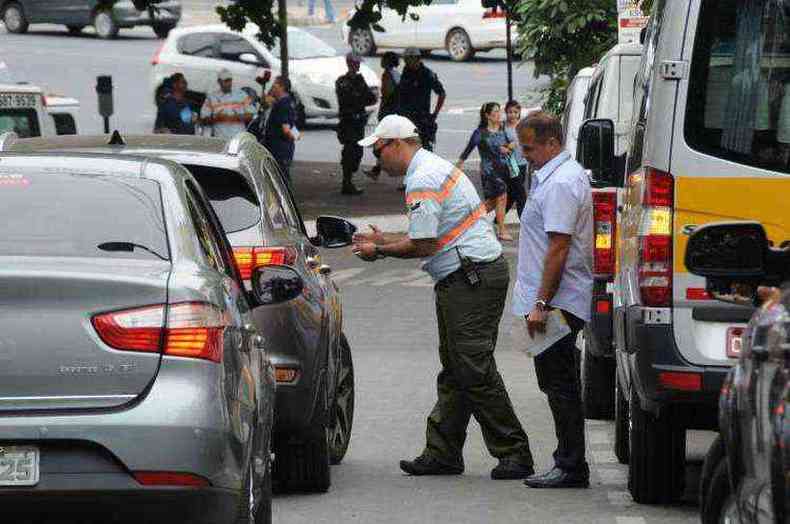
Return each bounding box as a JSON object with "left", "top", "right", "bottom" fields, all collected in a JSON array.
[
  {"left": 252, "top": 265, "right": 304, "bottom": 305},
  {"left": 313, "top": 216, "right": 357, "bottom": 248},
  {"left": 239, "top": 53, "right": 262, "bottom": 65},
  {"left": 577, "top": 119, "right": 615, "bottom": 187}
]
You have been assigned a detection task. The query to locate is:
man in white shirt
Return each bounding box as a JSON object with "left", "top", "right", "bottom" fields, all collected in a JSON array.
[{"left": 200, "top": 69, "right": 256, "bottom": 139}]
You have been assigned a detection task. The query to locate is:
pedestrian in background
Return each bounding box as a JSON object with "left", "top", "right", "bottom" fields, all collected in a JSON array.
[
  {"left": 366, "top": 52, "right": 401, "bottom": 180},
  {"left": 308, "top": 0, "right": 336, "bottom": 24},
  {"left": 352, "top": 115, "right": 535, "bottom": 481},
  {"left": 504, "top": 100, "right": 528, "bottom": 217},
  {"left": 200, "top": 69, "right": 256, "bottom": 139},
  {"left": 153, "top": 73, "right": 196, "bottom": 135},
  {"left": 512, "top": 112, "right": 593, "bottom": 489},
  {"left": 336, "top": 53, "right": 378, "bottom": 195},
  {"left": 398, "top": 47, "right": 445, "bottom": 152},
  {"left": 477, "top": 102, "right": 515, "bottom": 242},
  {"left": 264, "top": 76, "right": 299, "bottom": 184}
]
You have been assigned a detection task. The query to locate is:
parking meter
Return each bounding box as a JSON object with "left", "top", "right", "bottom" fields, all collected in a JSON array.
[{"left": 96, "top": 75, "right": 113, "bottom": 133}]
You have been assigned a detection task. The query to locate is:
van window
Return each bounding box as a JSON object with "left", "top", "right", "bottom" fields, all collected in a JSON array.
[
  {"left": 618, "top": 55, "right": 641, "bottom": 124},
  {"left": 52, "top": 113, "right": 77, "bottom": 135},
  {"left": 0, "top": 109, "right": 39, "bottom": 137},
  {"left": 686, "top": 0, "right": 790, "bottom": 174}
]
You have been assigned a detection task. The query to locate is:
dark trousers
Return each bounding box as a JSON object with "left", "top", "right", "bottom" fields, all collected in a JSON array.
[
  {"left": 338, "top": 118, "right": 366, "bottom": 186},
  {"left": 340, "top": 141, "right": 364, "bottom": 184},
  {"left": 425, "top": 257, "right": 533, "bottom": 468},
  {"left": 506, "top": 166, "right": 528, "bottom": 217},
  {"left": 534, "top": 311, "right": 588, "bottom": 474}
]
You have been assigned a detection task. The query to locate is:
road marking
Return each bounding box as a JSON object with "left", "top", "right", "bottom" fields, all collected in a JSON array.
[
  {"left": 615, "top": 518, "right": 646, "bottom": 524},
  {"left": 329, "top": 267, "right": 366, "bottom": 284}
]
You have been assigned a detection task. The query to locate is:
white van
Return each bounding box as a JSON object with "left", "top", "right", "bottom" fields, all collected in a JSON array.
[
  {"left": 562, "top": 66, "right": 595, "bottom": 159},
  {"left": 0, "top": 84, "right": 80, "bottom": 137},
  {"left": 577, "top": 0, "right": 790, "bottom": 505}
]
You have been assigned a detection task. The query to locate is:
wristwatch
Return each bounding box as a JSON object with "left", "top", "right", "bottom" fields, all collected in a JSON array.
[
  {"left": 374, "top": 245, "right": 386, "bottom": 259},
  {"left": 535, "top": 299, "right": 549, "bottom": 311}
]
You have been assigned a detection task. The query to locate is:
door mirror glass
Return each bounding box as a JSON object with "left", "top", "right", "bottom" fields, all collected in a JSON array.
[
  {"left": 577, "top": 118, "right": 615, "bottom": 187},
  {"left": 239, "top": 52, "right": 261, "bottom": 65},
  {"left": 314, "top": 216, "right": 357, "bottom": 248},
  {"left": 252, "top": 265, "right": 304, "bottom": 305}
]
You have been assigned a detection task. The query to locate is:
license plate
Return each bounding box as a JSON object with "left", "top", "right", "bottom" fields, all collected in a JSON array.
[
  {"left": 0, "top": 446, "right": 39, "bottom": 486},
  {"left": 726, "top": 327, "right": 744, "bottom": 358},
  {"left": 0, "top": 93, "right": 38, "bottom": 109}
]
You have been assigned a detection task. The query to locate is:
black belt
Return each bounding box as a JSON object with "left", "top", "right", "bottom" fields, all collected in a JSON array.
[{"left": 439, "top": 255, "right": 503, "bottom": 285}]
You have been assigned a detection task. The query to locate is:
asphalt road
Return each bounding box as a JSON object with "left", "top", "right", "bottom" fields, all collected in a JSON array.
[{"left": 0, "top": 22, "right": 548, "bottom": 164}]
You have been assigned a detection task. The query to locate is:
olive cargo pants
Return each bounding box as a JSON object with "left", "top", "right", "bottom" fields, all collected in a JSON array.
[{"left": 424, "top": 257, "right": 533, "bottom": 468}]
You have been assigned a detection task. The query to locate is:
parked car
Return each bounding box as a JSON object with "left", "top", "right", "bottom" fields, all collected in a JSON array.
[
  {"left": 576, "top": 0, "right": 790, "bottom": 504},
  {"left": 0, "top": 151, "right": 274, "bottom": 523},
  {"left": 0, "top": 0, "right": 181, "bottom": 39},
  {"left": 152, "top": 24, "right": 380, "bottom": 126},
  {"left": 342, "top": 0, "right": 517, "bottom": 62},
  {"left": 0, "top": 83, "right": 80, "bottom": 138},
  {"left": 685, "top": 221, "right": 789, "bottom": 524},
  {"left": 2, "top": 131, "right": 357, "bottom": 493}
]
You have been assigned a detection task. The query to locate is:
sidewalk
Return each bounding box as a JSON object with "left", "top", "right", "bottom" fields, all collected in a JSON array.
[{"left": 179, "top": 0, "right": 357, "bottom": 28}]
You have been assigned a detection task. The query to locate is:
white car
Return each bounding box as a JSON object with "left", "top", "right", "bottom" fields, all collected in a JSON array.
[
  {"left": 152, "top": 24, "right": 380, "bottom": 124},
  {"left": 342, "top": 0, "right": 516, "bottom": 62},
  {"left": 0, "top": 83, "right": 80, "bottom": 138}
]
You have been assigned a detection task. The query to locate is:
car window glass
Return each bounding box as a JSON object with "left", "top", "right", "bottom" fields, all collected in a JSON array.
[
  {"left": 52, "top": 114, "right": 77, "bottom": 135},
  {"left": 430, "top": 0, "right": 457, "bottom": 4},
  {"left": 0, "top": 109, "right": 39, "bottom": 137},
  {"left": 220, "top": 36, "right": 267, "bottom": 65},
  {"left": 187, "top": 165, "right": 261, "bottom": 234},
  {"left": 271, "top": 30, "right": 338, "bottom": 60},
  {"left": 685, "top": 0, "right": 790, "bottom": 174},
  {"left": 262, "top": 157, "right": 303, "bottom": 231},
  {"left": 0, "top": 173, "right": 169, "bottom": 260},
  {"left": 254, "top": 159, "right": 290, "bottom": 230},
  {"left": 185, "top": 184, "right": 228, "bottom": 274},
  {"left": 619, "top": 55, "right": 641, "bottom": 125},
  {"left": 584, "top": 74, "right": 603, "bottom": 120},
  {"left": 179, "top": 33, "right": 219, "bottom": 58}
]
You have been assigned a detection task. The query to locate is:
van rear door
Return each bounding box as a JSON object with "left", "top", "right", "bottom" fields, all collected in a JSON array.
[{"left": 671, "top": 0, "right": 790, "bottom": 367}]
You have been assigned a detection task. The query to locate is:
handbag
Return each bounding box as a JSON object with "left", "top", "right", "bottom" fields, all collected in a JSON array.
[{"left": 507, "top": 152, "right": 521, "bottom": 179}]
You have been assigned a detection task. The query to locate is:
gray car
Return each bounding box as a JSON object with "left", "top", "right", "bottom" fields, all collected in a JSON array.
[
  {"left": 2, "top": 132, "right": 356, "bottom": 494},
  {"left": 0, "top": 152, "right": 274, "bottom": 523}
]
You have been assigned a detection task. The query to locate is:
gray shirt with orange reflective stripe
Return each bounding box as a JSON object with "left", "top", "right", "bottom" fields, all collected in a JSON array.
[{"left": 405, "top": 148, "right": 502, "bottom": 282}]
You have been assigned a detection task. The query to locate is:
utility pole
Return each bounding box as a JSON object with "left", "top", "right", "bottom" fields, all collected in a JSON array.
[
  {"left": 505, "top": 4, "right": 513, "bottom": 101},
  {"left": 278, "top": 0, "right": 289, "bottom": 80}
]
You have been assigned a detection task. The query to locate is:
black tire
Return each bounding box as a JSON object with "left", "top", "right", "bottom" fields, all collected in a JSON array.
[
  {"left": 93, "top": 9, "right": 118, "bottom": 39},
  {"left": 420, "top": 49, "right": 432, "bottom": 58},
  {"left": 66, "top": 25, "right": 84, "bottom": 35},
  {"left": 628, "top": 388, "right": 686, "bottom": 504},
  {"left": 699, "top": 435, "right": 725, "bottom": 523},
  {"left": 701, "top": 459, "right": 731, "bottom": 524},
  {"left": 446, "top": 28, "right": 474, "bottom": 62},
  {"left": 580, "top": 330, "right": 615, "bottom": 420},
  {"left": 613, "top": 374, "right": 629, "bottom": 464},
  {"left": 349, "top": 27, "right": 376, "bottom": 56},
  {"left": 153, "top": 23, "right": 174, "bottom": 39},
  {"left": 3, "top": 3, "right": 28, "bottom": 34},
  {"left": 274, "top": 379, "right": 331, "bottom": 493},
  {"left": 329, "top": 334, "right": 354, "bottom": 465}
]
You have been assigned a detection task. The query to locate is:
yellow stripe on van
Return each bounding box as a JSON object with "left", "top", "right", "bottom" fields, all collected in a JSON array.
[{"left": 674, "top": 177, "right": 790, "bottom": 273}]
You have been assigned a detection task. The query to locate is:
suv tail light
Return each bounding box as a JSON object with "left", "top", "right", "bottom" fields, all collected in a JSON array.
[
  {"left": 92, "top": 302, "right": 229, "bottom": 363},
  {"left": 151, "top": 43, "right": 165, "bottom": 65},
  {"left": 483, "top": 7, "right": 505, "bottom": 18},
  {"left": 233, "top": 246, "right": 297, "bottom": 281},
  {"left": 637, "top": 168, "right": 674, "bottom": 307},
  {"left": 593, "top": 190, "right": 617, "bottom": 279},
  {"left": 134, "top": 471, "right": 209, "bottom": 487}
]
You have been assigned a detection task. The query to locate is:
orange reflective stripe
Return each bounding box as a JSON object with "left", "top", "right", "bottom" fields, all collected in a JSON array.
[
  {"left": 406, "top": 169, "right": 463, "bottom": 205},
  {"left": 438, "top": 203, "right": 487, "bottom": 248}
]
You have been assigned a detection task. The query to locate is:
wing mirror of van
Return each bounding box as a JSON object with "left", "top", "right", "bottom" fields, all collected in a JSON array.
[
  {"left": 577, "top": 119, "right": 616, "bottom": 187},
  {"left": 252, "top": 265, "right": 304, "bottom": 305},
  {"left": 312, "top": 216, "right": 358, "bottom": 248}
]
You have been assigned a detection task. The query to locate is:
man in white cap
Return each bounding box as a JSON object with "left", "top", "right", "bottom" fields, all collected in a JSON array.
[
  {"left": 352, "top": 115, "right": 535, "bottom": 481},
  {"left": 200, "top": 68, "right": 256, "bottom": 139}
]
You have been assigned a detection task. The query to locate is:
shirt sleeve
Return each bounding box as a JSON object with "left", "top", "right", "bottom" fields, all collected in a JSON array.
[
  {"left": 407, "top": 197, "right": 442, "bottom": 240},
  {"left": 542, "top": 179, "right": 581, "bottom": 235},
  {"left": 429, "top": 71, "right": 446, "bottom": 97}
]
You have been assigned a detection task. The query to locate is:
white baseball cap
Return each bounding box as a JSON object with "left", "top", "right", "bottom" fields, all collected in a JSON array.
[
  {"left": 358, "top": 115, "right": 419, "bottom": 147},
  {"left": 217, "top": 68, "right": 233, "bottom": 81}
]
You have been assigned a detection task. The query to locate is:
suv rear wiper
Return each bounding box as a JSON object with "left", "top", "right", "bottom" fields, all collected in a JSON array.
[{"left": 98, "top": 242, "right": 167, "bottom": 261}]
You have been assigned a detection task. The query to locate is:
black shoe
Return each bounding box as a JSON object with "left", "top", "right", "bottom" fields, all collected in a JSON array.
[
  {"left": 364, "top": 167, "right": 381, "bottom": 180},
  {"left": 341, "top": 184, "right": 364, "bottom": 195},
  {"left": 523, "top": 467, "right": 589, "bottom": 489},
  {"left": 491, "top": 459, "right": 534, "bottom": 480},
  {"left": 399, "top": 455, "right": 463, "bottom": 476}
]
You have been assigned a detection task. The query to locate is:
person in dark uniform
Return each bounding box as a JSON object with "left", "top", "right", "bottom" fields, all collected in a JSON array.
[
  {"left": 398, "top": 47, "right": 446, "bottom": 152},
  {"left": 153, "top": 73, "right": 196, "bottom": 135},
  {"left": 335, "top": 53, "right": 377, "bottom": 195},
  {"left": 264, "top": 76, "right": 299, "bottom": 184}
]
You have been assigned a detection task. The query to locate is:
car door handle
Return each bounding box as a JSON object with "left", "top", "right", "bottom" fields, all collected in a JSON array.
[
  {"left": 306, "top": 256, "right": 320, "bottom": 270},
  {"left": 319, "top": 264, "right": 332, "bottom": 275}
]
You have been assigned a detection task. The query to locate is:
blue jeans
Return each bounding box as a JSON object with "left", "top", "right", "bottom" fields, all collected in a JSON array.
[{"left": 308, "top": 0, "right": 336, "bottom": 22}]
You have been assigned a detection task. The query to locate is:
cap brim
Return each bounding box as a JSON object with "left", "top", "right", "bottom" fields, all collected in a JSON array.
[{"left": 357, "top": 134, "right": 380, "bottom": 147}]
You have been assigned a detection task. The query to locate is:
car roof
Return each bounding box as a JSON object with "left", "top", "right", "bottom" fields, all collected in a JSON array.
[
  {"left": 0, "top": 83, "right": 43, "bottom": 94},
  {"left": 171, "top": 23, "right": 303, "bottom": 39},
  {"left": 0, "top": 151, "right": 174, "bottom": 179},
  {"left": 600, "top": 43, "right": 644, "bottom": 60}
]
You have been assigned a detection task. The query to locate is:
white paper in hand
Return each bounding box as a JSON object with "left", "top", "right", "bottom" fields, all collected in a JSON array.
[{"left": 512, "top": 310, "right": 571, "bottom": 358}]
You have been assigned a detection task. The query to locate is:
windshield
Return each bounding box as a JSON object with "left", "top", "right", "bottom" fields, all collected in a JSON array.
[
  {"left": 0, "top": 109, "right": 39, "bottom": 138},
  {"left": 685, "top": 0, "right": 790, "bottom": 174},
  {"left": 0, "top": 173, "right": 169, "bottom": 260},
  {"left": 271, "top": 30, "right": 338, "bottom": 60}
]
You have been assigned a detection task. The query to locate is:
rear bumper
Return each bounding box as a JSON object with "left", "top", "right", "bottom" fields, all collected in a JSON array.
[
  {"left": 622, "top": 305, "right": 729, "bottom": 427},
  {"left": 113, "top": 1, "right": 181, "bottom": 26}
]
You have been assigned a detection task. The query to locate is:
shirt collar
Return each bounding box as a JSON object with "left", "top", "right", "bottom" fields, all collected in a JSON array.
[
  {"left": 535, "top": 150, "right": 571, "bottom": 184},
  {"left": 405, "top": 148, "right": 428, "bottom": 182}
]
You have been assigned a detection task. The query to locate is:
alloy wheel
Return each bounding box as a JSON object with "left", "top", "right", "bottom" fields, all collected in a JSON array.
[
  {"left": 328, "top": 338, "right": 354, "bottom": 465},
  {"left": 448, "top": 30, "right": 472, "bottom": 62},
  {"left": 350, "top": 29, "right": 374, "bottom": 56}
]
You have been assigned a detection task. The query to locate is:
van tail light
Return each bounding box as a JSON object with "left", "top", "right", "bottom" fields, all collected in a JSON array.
[
  {"left": 133, "top": 471, "right": 210, "bottom": 487},
  {"left": 233, "top": 246, "right": 297, "bottom": 281},
  {"left": 151, "top": 43, "right": 165, "bottom": 65},
  {"left": 92, "top": 302, "right": 229, "bottom": 363},
  {"left": 483, "top": 7, "right": 505, "bottom": 18},
  {"left": 593, "top": 190, "right": 617, "bottom": 279},
  {"left": 658, "top": 371, "right": 702, "bottom": 391},
  {"left": 637, "top": 168, "right": 674, "bottom": 307}
]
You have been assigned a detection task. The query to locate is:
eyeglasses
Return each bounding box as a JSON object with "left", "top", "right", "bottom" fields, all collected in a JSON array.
[{"left": 373, "top": 139, "right": 394, "bottom": 159}]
